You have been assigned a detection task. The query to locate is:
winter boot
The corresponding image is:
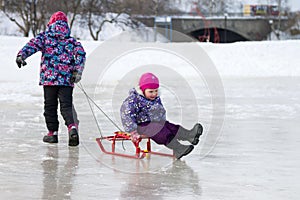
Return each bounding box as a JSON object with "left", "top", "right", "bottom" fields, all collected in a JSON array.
[
  {"left": 166, "top": 138, "right": 194, "bottom": 159},
  {"left": 177, "top": 123, "right": 203, "bottom": 145},
  {"left": 68, "top": 124, "right": 79, "bottom": 146},
  {"left": 43, "top": 131, "right": 58, "bottom": 143}
]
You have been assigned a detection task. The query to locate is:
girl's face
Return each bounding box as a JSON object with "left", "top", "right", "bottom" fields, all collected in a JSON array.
[{"left": 144, "top": 88, "right": 158, "bottom": 100}]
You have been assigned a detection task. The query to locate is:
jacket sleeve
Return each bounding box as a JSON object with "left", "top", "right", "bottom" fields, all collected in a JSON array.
[
  {"left": 158, "top": 97, "right": 166, "bottom": 121},
  {"left": 73, "top": 41, "right": 86, "bottom": 74},
  {"left": 17, "top": 33, "right": 44, "bottom": 59},
  {"left": 120, "top": 96, "right": 138, "bottom": 132}
]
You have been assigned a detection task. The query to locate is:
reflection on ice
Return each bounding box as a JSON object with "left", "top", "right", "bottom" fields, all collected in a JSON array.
[
  {"left": 42, "top": 146, "right": 79, "bottom": 200},
  {"left": 119, "top": 160, "right": 201, "bottom": 200}
]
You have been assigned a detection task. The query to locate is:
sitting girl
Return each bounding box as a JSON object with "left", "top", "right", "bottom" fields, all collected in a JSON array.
[{"left": 120, "top": 72, "right": 203, "bottom": 159}]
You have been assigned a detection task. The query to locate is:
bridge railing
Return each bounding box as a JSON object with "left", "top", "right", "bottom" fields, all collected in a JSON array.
[
  {"left": 134, "top": 13, "right": 288, "bottom": 20},
  {"left": 187, "top": 11, "right": 288, "bottom": 19}
]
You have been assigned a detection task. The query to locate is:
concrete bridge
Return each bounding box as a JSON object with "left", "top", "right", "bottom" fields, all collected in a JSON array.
[{"left": 135, "top": 15, "right": 291, "bottom": 42}]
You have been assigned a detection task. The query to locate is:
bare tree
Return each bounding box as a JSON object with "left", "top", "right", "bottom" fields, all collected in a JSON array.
[
  {"left": 82, "top": 0, "right": 106, "bottom": 40},
  {"left": 118, "top": 0, "right": 178, "bottom": 15},
  {"left": 31, "top": 0, "right": 48, "bottom": 36},
  {"left": 1, "top": 0, "right": 83, "bottom": 37},
  {"left": 2, "top": 0, "right": 48, "bottom": 37},
  {"left": 46, "top": 0, "right": 83, "bottom": 31},
  {"left": 83, "top": 0, "right": 139, "bottom": 40}
]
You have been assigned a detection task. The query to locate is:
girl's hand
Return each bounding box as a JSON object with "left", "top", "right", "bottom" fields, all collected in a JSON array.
[
  {"left": 130, "top": 131, "right": 141, "bottom": 143},
  {"left": 16, "top": 56, "right": 27, "bottom": 68}
]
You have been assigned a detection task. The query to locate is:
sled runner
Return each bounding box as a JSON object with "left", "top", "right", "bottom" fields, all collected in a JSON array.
[{"left": 96, "top": 131, "right": 175, "bottom": 159}]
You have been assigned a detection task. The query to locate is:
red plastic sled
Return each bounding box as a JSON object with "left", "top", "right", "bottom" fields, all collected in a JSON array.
[{"left": 96, "top": 131, "right": 175, "bottom": 159}]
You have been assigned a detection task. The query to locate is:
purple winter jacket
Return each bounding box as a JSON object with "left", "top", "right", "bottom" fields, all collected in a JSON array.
[
  {"left": 17, "top": 20, "right": 86, "bottom": 86},
  {"left": 120, "top": 87, "right": 166, "bottom": 132}
]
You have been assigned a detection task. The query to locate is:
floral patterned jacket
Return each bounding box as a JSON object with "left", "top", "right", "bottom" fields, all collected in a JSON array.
[
  {"left": 17, "top": 20, "right": 86, "bottom": 86},
  {"left": 120, "top": 87, "right": 166, "bottom": 132}
]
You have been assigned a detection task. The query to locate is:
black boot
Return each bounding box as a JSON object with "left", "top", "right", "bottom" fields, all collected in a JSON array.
[
  {"left": 166, "top": 138, "right": 194, "bottom": 159},
  {"left": 68, "top": 127, "right": 79, "bottom": 146},
  {"left": 43, "top": 131, "right": 58, "bottom": 143},
  {"left": 177, "top": 123, "right": 203, "bottom": 145}
]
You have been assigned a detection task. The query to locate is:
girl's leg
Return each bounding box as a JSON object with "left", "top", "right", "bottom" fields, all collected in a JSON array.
[
  {"left": 164, "top": 121, "right": 180, "bottom": 142},
  {"left": 138, "top": 121, "right": 194, "bottom": 159},
  {"left": 137, "top": 121, "right": 179, "bottom": 145},
  {"left": 43, "top": 86, "right": 59, "bottom": 131},
  {"left": 57, "top": 86, "right": 79, "bottom": 126},
  {"left": 58, "top": 86, "right": 79, "bottom": 146},
  {"left": 176, "top": 123, "right": 203, "bottom": 145}
]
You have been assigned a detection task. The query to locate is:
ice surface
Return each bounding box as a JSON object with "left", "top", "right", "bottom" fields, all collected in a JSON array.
[{"left": 0, "top": 36, "right": 300, "bottom": 199}]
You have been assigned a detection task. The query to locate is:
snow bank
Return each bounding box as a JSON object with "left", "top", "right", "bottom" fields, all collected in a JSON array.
[
  {"left": 0, "top": 35, "right": 299, "bottom": 83},
  {"left": 201, "top": 40, "right": 300, "bottom": 77}
]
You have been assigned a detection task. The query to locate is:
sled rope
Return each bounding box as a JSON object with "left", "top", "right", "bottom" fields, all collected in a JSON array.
[{"left": 76, "top": 82, "right": 123, "bottom": 137}]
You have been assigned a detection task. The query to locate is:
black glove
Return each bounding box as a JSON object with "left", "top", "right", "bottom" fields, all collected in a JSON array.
[
  {"left": 16, "top": 56, "right": 27, "bottom": 68},
  {"left": 71, "top": 71, "right": 82, "bottom": 83}
]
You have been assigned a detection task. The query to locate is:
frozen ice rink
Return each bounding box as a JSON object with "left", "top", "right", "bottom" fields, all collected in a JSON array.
[{"left": 1, "top": 37, "right": 300, "bottom": 199}]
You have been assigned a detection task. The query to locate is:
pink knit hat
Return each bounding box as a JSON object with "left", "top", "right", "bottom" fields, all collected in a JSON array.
[
  {"left": 139, "top": 73, "right": 159, "bottom": 92},
  {"left": 48, "top": 11, "right": 68, "bottom": 26}
]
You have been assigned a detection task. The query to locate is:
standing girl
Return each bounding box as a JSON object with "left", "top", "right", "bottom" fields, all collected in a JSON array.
[{"left": 16, "top": 11, "right": 86, "bottom": 146}]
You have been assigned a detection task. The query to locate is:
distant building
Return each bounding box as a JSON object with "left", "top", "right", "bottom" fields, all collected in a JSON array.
[{"left": 173, "top": 0, "right": 288, "bottom": 15}]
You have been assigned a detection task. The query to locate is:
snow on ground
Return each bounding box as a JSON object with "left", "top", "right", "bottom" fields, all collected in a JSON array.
[
  {"left": 0, "top": 35, "right": 300, "bottom": 199},
  {"left": 2, "top": 36, "right": 300, "bottom": 82}
]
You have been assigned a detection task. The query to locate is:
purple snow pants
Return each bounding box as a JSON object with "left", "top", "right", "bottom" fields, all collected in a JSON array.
[{"left": 137, "top": 121, "right": 180, "bottom": 145}]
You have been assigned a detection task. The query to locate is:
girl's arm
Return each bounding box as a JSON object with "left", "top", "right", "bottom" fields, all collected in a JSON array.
[
  {"left": 120, "top": 97, "right": 138, "bottom": 132},
  {"left": 17, "top": 33, "right": 45, "bottom": 59},
  {"left": 73, "top": 41, "right": 86, "bottom": 74}
]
